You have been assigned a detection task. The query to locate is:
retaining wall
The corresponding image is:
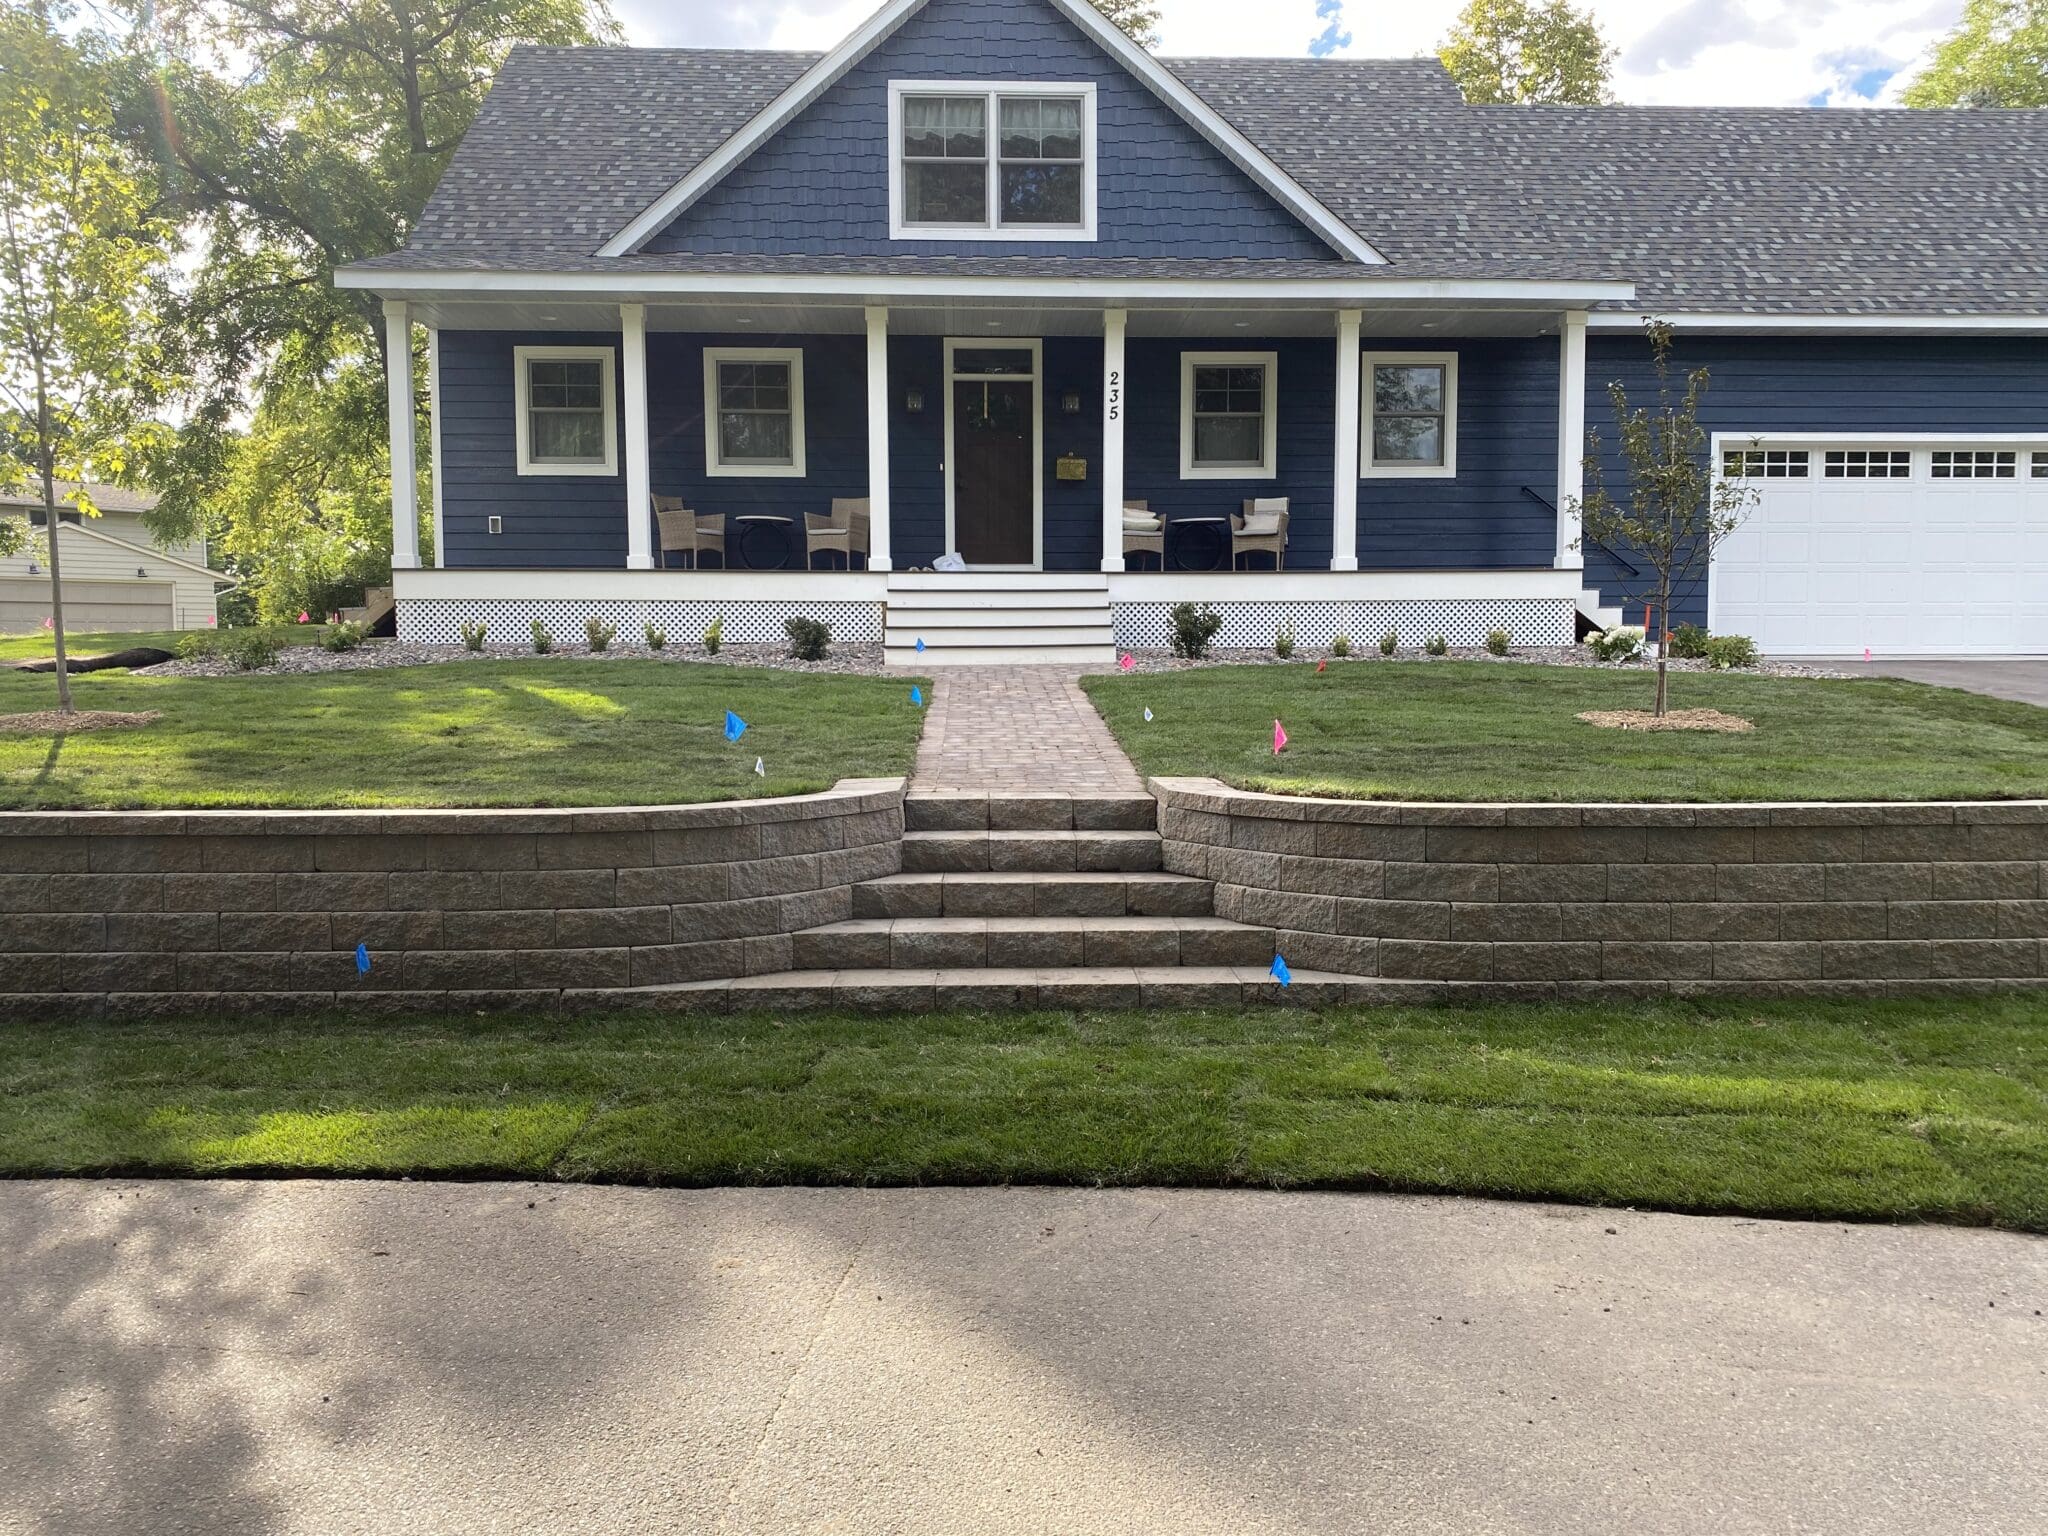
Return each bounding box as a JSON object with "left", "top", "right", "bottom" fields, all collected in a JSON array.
[
  {"left": 0, "top": 778, "right": 902, "bottom": 1014},
  {"left": 1154, "top": 777, "right": 2048, "bottom": 997}
]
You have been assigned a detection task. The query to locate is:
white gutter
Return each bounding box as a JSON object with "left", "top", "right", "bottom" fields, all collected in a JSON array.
[{"left": 1587, "top": 311, "right": 2048, "bottom": 335}]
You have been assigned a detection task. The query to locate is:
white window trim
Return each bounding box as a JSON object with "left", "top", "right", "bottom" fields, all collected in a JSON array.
[
  {"left": 887, "top": 80, "right": 1098, "bottom": 243},
  {"left": 1179, "top": 350, "right": 1278, "bottom": 481},
  {"left": 513, "top": 345, "right": 618, "bottom": 477},
  {"left": 702, "top": 346, "right": 808, "bottom": 479},
  {"left": 1361, "top": 351, "right": 1458, "bottom": 480}
]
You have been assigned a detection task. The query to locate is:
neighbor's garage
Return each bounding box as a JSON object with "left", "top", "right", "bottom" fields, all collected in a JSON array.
[
  {"left": 1710, "top": 440, "right": 2048, "bottom": 656},
  {"left": 0, "top": 578, "right": 174, "bottom": 633}
]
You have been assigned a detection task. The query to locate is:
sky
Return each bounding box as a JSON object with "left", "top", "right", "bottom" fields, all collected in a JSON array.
[{"left": 610, "top": 0, "right": 1969, "bottom": 107}]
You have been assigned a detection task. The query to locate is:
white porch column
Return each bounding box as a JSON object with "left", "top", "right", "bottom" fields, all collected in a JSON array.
[
  {"left": 383, "top": 300, "right": 420, "bottom": 571},
  {"left": 864, "top": 305, "right": 893, "bottom": 572},
  {"left": 427, "top": 325, "right": 445, "bottom": 569},
  {"left": 1330, "top": 308, "right": 1363, "bottom": 572},
  {"left": 1099, "top": 307, "right": 1127, "bottom": 572},
  {"left": 1555, "top": 309, "right": 1588, "bottom": 570},
  {"left": 621, "top": 302, "right": 654, "bottom": 571}
]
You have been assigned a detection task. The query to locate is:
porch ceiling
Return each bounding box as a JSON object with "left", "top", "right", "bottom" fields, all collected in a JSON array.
[{"left": 403, "top": 296, "right": 1575, "bottom": 338}]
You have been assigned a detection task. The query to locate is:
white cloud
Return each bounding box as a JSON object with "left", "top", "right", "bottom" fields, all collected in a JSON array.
[{"left": 614, "top": 0, "right": 1967, "bottom": 107}]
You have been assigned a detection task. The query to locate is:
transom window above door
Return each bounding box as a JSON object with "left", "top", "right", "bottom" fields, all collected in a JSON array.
[
  {"left": 703, "top": 347, "right": 807, "bottom": 478},
  {"left": 890, "top": 82, "right": 1096, "bottom": 240}
]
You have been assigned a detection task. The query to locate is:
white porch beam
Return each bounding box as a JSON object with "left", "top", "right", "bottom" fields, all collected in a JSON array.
[
  {"left": 621, "top": 302, "right": 654, "bottom": 570},
  {"left": 1099, "top": 307, "right": 1127, "bottom": 573},
  {"left": 1330, "top": 309, "right": 1363, "bottom": 572},
  {"left": 383, "top": 300, "right": 420, "bottom": 571},
  {"left": 1555, "top": 310, "right": 1588, "bottom": 570},
  {"left": 865, "top": 306, "right": 893, "bottom": 572}
]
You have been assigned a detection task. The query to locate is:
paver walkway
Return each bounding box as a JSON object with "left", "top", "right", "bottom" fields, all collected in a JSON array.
[
  {"left": 6, "top": 1181, "right": 2043, "bottom": 1535},
  {"left": 912, "top": 664, "right": 1143, "bottom": 793}
]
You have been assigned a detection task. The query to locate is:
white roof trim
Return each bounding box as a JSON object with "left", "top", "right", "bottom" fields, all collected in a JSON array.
[
  {"left": 50, "top": 519, "right": 235, "bottom": 585},
  {"left": 1587, "top": 311, "right": 2048, "bottom": 335},
  {"left": 337, "top": 267, "right": 1633, "bottom": 305},
  {"left": 594, "top": 0, "right": 1388, "bottom": 266}
]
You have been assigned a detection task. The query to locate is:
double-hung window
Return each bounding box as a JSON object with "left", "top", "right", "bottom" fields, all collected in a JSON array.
[
  {"left": 891, "top": 83, "right": 1095, "bottom": 239},
  {"left": 703, "top": 348, "right": 806, "bottom": 478},
  {"left": 1180, "top": 352, "right": 1277, "bottom": 479},
  {"left": 514, "top": 346, "right": 616, "bottom": 476},
  {"left": 1362, "top": 353, "right": 1457, "bottom": 478}
]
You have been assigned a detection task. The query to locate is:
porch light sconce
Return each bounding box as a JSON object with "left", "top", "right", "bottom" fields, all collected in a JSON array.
[
  {"left": 26, "top": 561, "right": 38, "bottom": 575},
  {"left": 137, "top": 567, "right": 148, "bottom": 578},
  {"left": 904, "top": 385, "right": 924, "bottom": 414},
  {"left": 1061, "top": 389, "right": 1082, "bottom": 415}
]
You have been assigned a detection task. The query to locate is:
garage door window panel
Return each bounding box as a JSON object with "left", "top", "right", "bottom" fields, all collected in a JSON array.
[
  {"left": 1824, "top": 450, "right": 1912, "bottom": 480},
  {"left": 1932, "top": 450, "right": 2017, "bottom": 480},
  {"left": 1723, "top": 448, "right": 1809, "bottom": 479}
]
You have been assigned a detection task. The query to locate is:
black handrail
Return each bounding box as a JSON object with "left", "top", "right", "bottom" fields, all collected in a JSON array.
[{"left": 1519, "top": 485, "right": 1641, "bottom": 579}]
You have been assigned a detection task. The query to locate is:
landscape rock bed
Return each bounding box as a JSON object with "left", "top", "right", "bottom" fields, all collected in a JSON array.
[
  {"left": 1112, "top": 647, "right": 1847, "bottom": 679},
  {"left": 145, "top": 640, "right": 891, "bottom": 679}
]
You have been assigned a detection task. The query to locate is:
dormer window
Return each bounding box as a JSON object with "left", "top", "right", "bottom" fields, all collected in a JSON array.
[{"left": 889, "top": 82, "right": 1096, "bottom": 241}]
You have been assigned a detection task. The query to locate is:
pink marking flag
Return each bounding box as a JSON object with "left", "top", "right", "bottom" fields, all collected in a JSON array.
[
  {"left": 1118, "top": 652, "right": 1135, "bottom": 672},
  {"left": 1272, "top": 718, "right": 1288, "bottom": 755},
  {"left": 1316, "top": 658, "right": 1327, "bottom": 675},
  {"left": 297, "top": 610, "right": 310, "bottom": 624}
]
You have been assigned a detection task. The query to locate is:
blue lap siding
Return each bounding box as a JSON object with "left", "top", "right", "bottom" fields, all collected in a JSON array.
[
  {"left": 1582, "top": 335, "right": 2048, "bottom": 628},
  {"left": 644, "top": 0, "right": 1334, "bottom": 262}
]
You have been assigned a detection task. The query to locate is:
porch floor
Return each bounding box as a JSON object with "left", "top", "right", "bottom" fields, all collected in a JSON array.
[{"left": 911, "top": 665, "right": 1143, "bottom": 794}]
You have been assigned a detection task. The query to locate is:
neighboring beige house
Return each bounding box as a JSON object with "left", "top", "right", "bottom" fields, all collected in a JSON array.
[{"left": 0, "top": 483, "right": 228, "bottom": 633}]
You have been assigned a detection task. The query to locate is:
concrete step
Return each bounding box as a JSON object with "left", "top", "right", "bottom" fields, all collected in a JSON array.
[
  {"left": 903, "top": 829, "right": 1161, "bottom": 873},
  {"left": 885, "top": 607, "right": 1112, "bottom": 629},
  {"left": 884, "top": 643, "right": 1118, "bottom": 667},
  {"left": 790, "top": 915, "right": 1274, "bottom": 971},
  {"left": 854, "top": 871, "right": 1213, "bottom": 919},
  {"left": 590, "top": 965, "right": 1383, "bottom": 1012},
  {"left": 904, "top": 792, "right": 1156, "bottom": 833},
  {"left": 887, "top": 625, "right": 1114, "bottom": 650},
  {"left": 888, "top": 572, "right": 1108, "bottom": 593}
]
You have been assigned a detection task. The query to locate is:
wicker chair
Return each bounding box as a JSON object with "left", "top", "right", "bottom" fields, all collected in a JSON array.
[
  {"left": 654, "top": 496, "right": 726, "bottom": 570},
  {"left": 1232, "top": 497, "right": 1290, "bottom": 571},
  {"left": 1121, "top": 500, "right": 1163, "bottom": 570},
  {"left": 805, "top": 497, "right": 870, "bottom": 570}
]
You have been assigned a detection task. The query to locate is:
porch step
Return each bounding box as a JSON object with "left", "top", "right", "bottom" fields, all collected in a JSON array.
[
  {"left": 789, "top": 915, "right": 1275, "bottom": 971},
  {"left": 904, "top": 829, "right": 1161, "bottom": 873},
  {"left": 1578, "top": 588, "right": 1624, "bottom": 631},
  {"left": 904, "top": 791, "right": 1157, "bottom": 832},
  {"left": 854, "top": 871, "right": 1214, "bottom": 919},
  {"left": 885, "top": 570, "right": 1115, "bottom": 666}
]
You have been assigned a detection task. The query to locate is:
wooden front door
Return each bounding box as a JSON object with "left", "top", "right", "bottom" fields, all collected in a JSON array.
[{"left": 951, "top": 372, "right": 1036, "bottom": 566}]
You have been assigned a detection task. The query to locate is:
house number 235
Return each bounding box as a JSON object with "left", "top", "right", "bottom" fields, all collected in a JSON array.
[{"left": 1107, "top": 370, "right": 1122, "bottom": 422}]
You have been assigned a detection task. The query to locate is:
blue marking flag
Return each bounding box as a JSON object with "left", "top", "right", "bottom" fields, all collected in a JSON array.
[
  {"left": 915, "top": 637, "right": 926, "bottom": 653},
  {"left": 355, "top": 943, "right": 371, "bottom": 976},
  {"left": 1270, "top": 953, "right": 1292, "bottom": 987},
  {"left": 723, "top": 710, "right": 747, "bottom": 743},
  {"left": 910, "top": 685, "right": 924, "bottom": 707}
]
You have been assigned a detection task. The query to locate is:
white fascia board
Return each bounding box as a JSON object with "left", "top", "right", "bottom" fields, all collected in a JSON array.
[
  {"left": 1587, "top": 311, "right": 2048, "bottom": 335},
  {"left": 336, "top": 267, "right": 1636, "bottom": 307},
  {"left": 592, "top": 0, "right": 1386, "bottom": 266},
  {"left": 1711, "top": 431, "right": 2048, "bottom": 447}
]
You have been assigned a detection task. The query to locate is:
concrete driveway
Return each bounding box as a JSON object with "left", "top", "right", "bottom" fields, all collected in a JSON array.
[
  {"left": 1814, "top": 657, "right": 2048, "bottom": 707},
  {"left": 2, "top": 1182, "right": 2043, "bottom": 1535}
]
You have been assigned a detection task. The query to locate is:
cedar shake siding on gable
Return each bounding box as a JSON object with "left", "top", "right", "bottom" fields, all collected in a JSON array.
[
  {"left": 642, "top": 0, "right": 1338, "bottom": 262},
  {"left": 1581, "top": 335, "right": 2048, "bottom": 628}
]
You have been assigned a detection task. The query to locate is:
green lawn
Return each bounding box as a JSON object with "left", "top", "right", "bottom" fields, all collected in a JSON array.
[
  {"left": 0, "top": 661, "right": 928, "bottom": 808},
  {"left": 3, "top": 999, "right": 2043, "bottom": 1228},
  {"left": 0, "top": 626, "right": 330, "bottom": 662},
  {"left": 1084, "top": 662, "right": 2048, "bottom": 802}
]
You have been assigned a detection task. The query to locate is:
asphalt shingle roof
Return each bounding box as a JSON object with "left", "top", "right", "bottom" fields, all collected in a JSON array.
[{"left": 363, "top": 45, "right": 2048, "bottom": 315}]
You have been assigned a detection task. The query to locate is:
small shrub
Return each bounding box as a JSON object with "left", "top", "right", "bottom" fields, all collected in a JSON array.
[
  {"left": 1167, "top": 601, "right": 1223, "bottom": 661},
  {"left": 176, "top": 630, "right": 221, "bottom": 661},
  {"left": 645, "top": 623, "right": 666, "bottom": 651},
  {"left": 1668, "top": 622, "right": 1710, "bottom": 660},
  {"left": 586, "top": 616, "right": 616, "bottom": 653},
  {"left": 1274, "top": 622, "right": 1294, "bottom": 659},
  {"left": 459, "top": 620, "right": 488, "bottom": 653},
  {"left": 1589, "top": 626, "right": 1644, "bottom": 663},
  {"left": 223, "top": 626, "right": 284, "bottom": 671},
  {"left": 1486, "top": 628, "right": 1510, "bottom": 657},
  {"left": 320, "top": 620, "right": 367, "bottom": 653},
  {"left": 703, "top": 615, "right": 722, "bottom": 655},
  {"left": 1424, "top": 634, "right": 1448, "bottom": 657},
  {"left": 1331, "top": 634, "right": 1351, "bottom": 658},
  {"left": 531, "top": 619, "right": 554, "bottom": 655},
  {"left": 1378, "top": 631, "right": 1398, "bottom": 656},
  {"left": 1704, "top": 633, "right": 1758, "bottom": 670},
  {"left": 785, "top": 615, "right": 831, "bottom": 661}
]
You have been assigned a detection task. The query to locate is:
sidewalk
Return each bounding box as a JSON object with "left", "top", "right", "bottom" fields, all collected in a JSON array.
[{"left": 911, "top": 664, "right": 1144, "bottom": 794}]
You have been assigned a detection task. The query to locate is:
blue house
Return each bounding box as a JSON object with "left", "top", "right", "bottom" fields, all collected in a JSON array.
[{"left": 338, "top": 0, "right": 2048, "bottom": 662}]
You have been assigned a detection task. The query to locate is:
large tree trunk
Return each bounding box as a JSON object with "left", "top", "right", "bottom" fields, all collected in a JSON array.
[{"left": 33, "top": 363, "right": 71, "bottom": 715}]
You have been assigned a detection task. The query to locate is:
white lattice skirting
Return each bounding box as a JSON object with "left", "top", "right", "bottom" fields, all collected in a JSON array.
[
  {"left": 397, "top": 598, "right": 885, "bottom": 647},
  {"left": 1111, "top": 598, "right": 1575, "bottom": 651}
]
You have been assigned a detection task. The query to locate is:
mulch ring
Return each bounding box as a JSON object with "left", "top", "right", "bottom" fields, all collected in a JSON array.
[
  {"left": 1577, "top": 708, "right": 1754, "bottom": 734},
  {"left": 0, "top": 709, "right": 162, "bottom": 734}
]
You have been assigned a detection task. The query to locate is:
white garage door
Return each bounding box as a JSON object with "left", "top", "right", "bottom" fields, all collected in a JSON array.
[
  {"left": 1710, "top": 441, "right": 2048, "bottom": 656},
  {"left": 0, "top": 578, "right": 175, "bottom": 633}
]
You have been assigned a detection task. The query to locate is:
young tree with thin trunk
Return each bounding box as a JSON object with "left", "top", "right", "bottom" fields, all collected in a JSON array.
[
  {"left": 0, "top": 4, "right": 171, "bottom": 712},
  {"left": 1572, "top": 321, "right": 1758, "bottom": 718}
]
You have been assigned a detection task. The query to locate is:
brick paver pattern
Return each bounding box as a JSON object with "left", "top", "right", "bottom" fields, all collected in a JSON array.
[{"left": 912, "top": 666, "right": 1144, "bottom": 794}]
